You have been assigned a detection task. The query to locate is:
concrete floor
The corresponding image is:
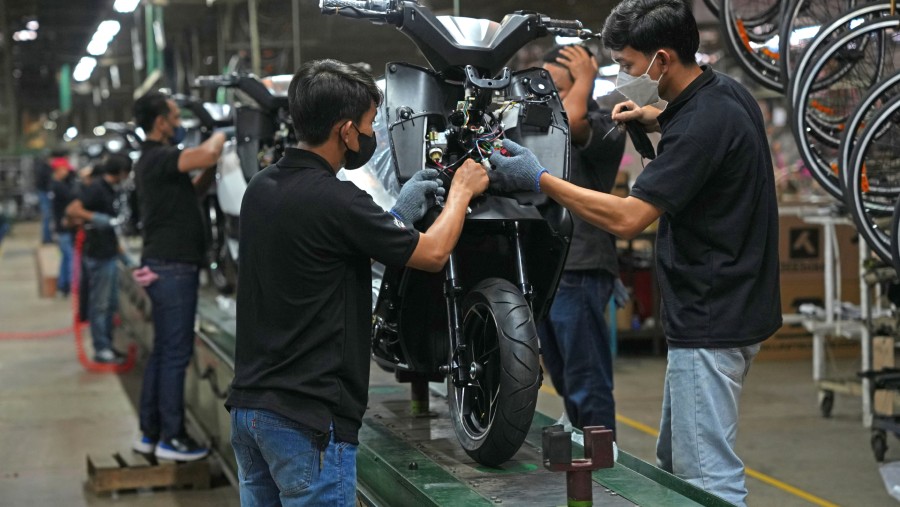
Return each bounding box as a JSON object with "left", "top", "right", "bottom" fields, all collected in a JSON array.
[{"left": 0, "top": 220, "right": 896, "bottom": 507}]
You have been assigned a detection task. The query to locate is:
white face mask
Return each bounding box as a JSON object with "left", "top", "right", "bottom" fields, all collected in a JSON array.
[{"left": 615, "top": 53, "right": 662, "bottom": 107}]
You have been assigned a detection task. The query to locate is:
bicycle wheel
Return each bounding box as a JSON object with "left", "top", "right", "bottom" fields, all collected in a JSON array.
[
  {"left": 845, "top": 93, "right": 900, "bottom": 262},
  {"left": 704, "top": 0, "right": 722, "bottom": 19},
  {"left": 778, "top": 0, "right": 857, "bottom": 88},
  {"left": 721, "top": 0, "right": 786, "bottom": 91},
  {"left": 839, "top": 70, "right": 900, "bottom": 190},
  {"left": 790, "top": 15, "right": 898, "bottom": 200},
  {"left": 789, "top": 3, "right": 893, "bottom": 109},
  {"left": 891, "top": 198, "right": 900, "bottom": 273}
]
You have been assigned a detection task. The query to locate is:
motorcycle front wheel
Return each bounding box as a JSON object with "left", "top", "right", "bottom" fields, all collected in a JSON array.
[{"left": 448, "top": 277, "right": 541, "bottom": 467}]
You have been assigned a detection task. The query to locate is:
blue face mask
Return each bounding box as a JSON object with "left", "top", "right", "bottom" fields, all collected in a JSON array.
[{"left": 170, "top": 125, "right": 187, "bottom": 145}]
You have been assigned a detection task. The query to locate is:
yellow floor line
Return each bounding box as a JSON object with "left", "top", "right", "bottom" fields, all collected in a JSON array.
[{"left": 540, "top": 384, "right": 841, "bottom": 507}]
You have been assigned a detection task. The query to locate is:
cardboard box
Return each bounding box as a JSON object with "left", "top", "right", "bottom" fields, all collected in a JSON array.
[
  {"left": 759, "top": 215, "right": 861, "bottom": 360},
  {"left": 34, "top": 244, "right": 59, "bottom": 298},
  {"left": 873, "top": 336, "right": 896, "bottom": 415}
]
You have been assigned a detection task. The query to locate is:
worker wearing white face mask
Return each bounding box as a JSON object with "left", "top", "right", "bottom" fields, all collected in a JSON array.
[
  {"left": 614, "top": 52, "right": 663, "bottom": 108},
  {"left": 486, "top": 2, "right": 780, "bottom": 505}
]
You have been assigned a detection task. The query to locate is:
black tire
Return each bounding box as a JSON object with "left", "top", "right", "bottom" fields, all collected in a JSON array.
[
  {"left": 872, "top": 430, "right": 888, "bottom": 462},
  {"left": 703, "top": 0, "right": 721, "bottom": 18},
  {"left": 720, "top": 0, "right": 785, "bottom": 92},
  {"left": 448, "top": 277, "right": 541, "bottom": 467},
  {"left": 891, "top": 198, "right": 900, "bottom": 274},
  {"left": 819, "top": 390, "right": 835, "bottom": 418},
  {"left": 206, "top": 197, "right": 236, "bottom": 295},
  {"left": 778, "top": 0, "right": 857, "bottom": 91}
]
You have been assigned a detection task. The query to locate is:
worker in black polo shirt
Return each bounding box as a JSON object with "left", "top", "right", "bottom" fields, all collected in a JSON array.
[
  {"left": 131, "top": 91, "right": 227, "bottom": 462},
  {"left": 225, "top": 59, "right": 488, "bottom": 506},
  {"left": 489, "top": 2, "right": 781, "bottom": 505},
  {"left": 65, "top": 154, "right": 132, "bottom": 363}
]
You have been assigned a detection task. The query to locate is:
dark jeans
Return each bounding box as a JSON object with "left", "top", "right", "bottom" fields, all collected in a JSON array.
[
  {"left": 57, "top": 231, "right": 73, "bottom": 295},
  {"left": 38, "top": 191, "right": 52, "bottom": 243},
  {"left": 139, "top": 258, "right": 199, "bottom": 441},
  {"left": 539, "top": 270, "right": 616, "bottom": 434},
  {"left": 83, "top": 255, "right": 119, "bottom": 352}
]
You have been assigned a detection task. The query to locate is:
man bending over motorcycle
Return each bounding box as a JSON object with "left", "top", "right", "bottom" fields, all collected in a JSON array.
[{"left": 225, "top": 59, "right": 488, "bottom": 506}]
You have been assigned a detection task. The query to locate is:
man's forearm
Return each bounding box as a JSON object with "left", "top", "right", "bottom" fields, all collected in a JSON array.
[
  {"left": 421, "top": 187, "right": 472, "bottom": 256},
  {"left": 540, "top": 173, "right": 658, "bottom": 239}
]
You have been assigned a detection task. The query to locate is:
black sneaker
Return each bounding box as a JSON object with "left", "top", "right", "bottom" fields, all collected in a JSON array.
[{"left": 154, "top": 435, "right": 209, "bottom": 462}]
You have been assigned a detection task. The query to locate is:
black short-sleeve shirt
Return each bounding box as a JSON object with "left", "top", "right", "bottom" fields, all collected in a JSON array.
[
  {"left": 225, "top": 148, "right": 420, "bottom": 444},
  {"left": 134, "top": 141, "right": 206, "bottom": 264},
  {"left": 49, "top": 173, "right": 77, "bottom": 234},
  {"left": 565, "top": 100, "right": 626, "bottom": 273},
  {"left": 629, "top": 66, "right": 781, "bottom": 348},
  {"left": 79, "top": 177, "right": 119, "bottom": 259}
]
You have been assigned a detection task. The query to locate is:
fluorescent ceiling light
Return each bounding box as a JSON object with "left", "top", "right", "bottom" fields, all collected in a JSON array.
[
  {"left": 87, "top": 20, "right": 121, "bottom": 56},
  {"left": 73, "top": 57, "right": 98, "bottom": 82},
  {"left": 114, "top": 0, "right": 142, "bottom": 13},
  {"left": 12, "top": 30, "right": 38, "bottom": 41},
  {"left": 26, "top": 20, "right": 39, "bottom": 31},
  {"left": 64, "top": 127, "right": 79, "bottom": 140}
]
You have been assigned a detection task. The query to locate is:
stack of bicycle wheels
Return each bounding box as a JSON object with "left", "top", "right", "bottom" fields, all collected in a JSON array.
[{"left": 713, "top": 0, "right": 900, "bottom": 272}]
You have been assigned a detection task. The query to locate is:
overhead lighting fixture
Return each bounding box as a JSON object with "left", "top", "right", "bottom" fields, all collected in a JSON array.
[
  {"left": 12, "top": 30, "right": 38, "bottom": 42},
  {"left": 87, "top": 20, "right": 121, "bottom": 56},
  {"left": 64, "top": 127, "right": 79, "bottom": 141},
  {"left": 114, "top": 0, "right": 142, "bottom": 13},
  {"left": 26, "top": 20, "right": 39, "bottom": 31},
  {"left": 599, "top": 64, "right": 619, "bottom": 77},
  {"left": 73, "top": 56, "right": 98, "bottom": 82}
]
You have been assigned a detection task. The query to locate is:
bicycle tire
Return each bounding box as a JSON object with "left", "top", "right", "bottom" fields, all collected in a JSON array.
[
  {"left": 720, "top": 0, "right": 786, "bottom": 92},
  {"left": 838, "top": 69, "right": 900, "bottom": 191},
  {"left": 891, "top": 198, "right": 900, "bottom": 273},
  {"left": 790, "top": 15, "right": 898, "bottom": 200},
  {"left": 844, "top": 92, "right": 900, "bottom": 262},
  {"left": 778, "top": 0, "right": 857, "bottom": 90}
]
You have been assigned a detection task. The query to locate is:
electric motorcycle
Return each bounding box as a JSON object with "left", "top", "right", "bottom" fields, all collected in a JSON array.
[
  {"left": 322, "top": 0, "right": 595, "bottom": 466},
  {"left": 189, "top": 74, "right": 295, "bottom": 294}
]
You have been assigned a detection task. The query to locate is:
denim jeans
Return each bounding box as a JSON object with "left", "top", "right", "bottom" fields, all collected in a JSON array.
[
  {"left": 656, "top": 344, "right": 761, "bottom": 507},
  {"left": 38, "top": 191, "right": 52, "bottom": 244},
  {"left": 83, "top": 255, "right": 119, "bottom": 352},
  {"left": 57, "top": 232, "right": 73, "bottom": 295},
  {"left": 139, "top": 259, "right": 199, "bottom": 441},
  {"left": 230, "top": 408, "right": 358, "bottom": 507},
  {"left": 540, "top": 270, "right": 616, "bottom": 434}
]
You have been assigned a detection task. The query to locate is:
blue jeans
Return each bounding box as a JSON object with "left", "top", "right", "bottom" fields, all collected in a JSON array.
[
  {"left": 57, "top": 232, "right": 73, "bottom": 294},
  {"left": 83, "top": 255, "right": 119, "bottom": 352},
  {"left": 540, "top": 270, "right": 616, "bottom": 434},
  {"left": 656, "top": 344, "right": 761, "bottom": 507},
  {"left": 230, "top": 408, "right": 358, "bottom": 507},
  {"left": 139, "top": 259, "right": 199, "bottom": 441},
  {"left": 38, "top": 191, "right": 52, "bottom": 243}
]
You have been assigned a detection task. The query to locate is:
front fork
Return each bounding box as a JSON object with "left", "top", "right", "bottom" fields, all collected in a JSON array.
[{"left": 442, "top": 221, "right": 532, "bottom": 387}]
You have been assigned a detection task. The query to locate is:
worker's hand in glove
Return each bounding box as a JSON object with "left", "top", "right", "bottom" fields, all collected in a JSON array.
[
  {"left": 90, "top": 212, "right": 122, "bottom": 229},
  {"left": 390, "top": 168, "right": 446, "bottom": 225},
  {"left": 488, "top": 139, "right": 548, "bottom": 193}
]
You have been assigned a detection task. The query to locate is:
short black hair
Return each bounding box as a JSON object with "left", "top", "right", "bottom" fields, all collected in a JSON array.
[
  {"left": 602, "top": 0, "right": 699, "bottom": 65},
  {"left": 288, "top": 59, "right": 383, "bottom": 146},
  {"left": 542, "top": 45, "right": 596, "bottom": 83},
  {"left": 100, "top": 152, "right": 133, "bottom": 176},
  {"left": 133, "top": 91, "right": 171, "bottom": 133}
]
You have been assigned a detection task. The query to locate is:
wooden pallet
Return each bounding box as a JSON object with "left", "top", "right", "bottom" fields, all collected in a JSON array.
[{"left": 86, "top": 450, "right": 210, "bottom": 494}]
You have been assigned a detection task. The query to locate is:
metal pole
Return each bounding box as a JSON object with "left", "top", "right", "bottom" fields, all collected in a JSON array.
[
  {"left": 292, "top": 0, "right": 302, "bottom": 70},
  {"left": 453, "top": 0, "right": 460, "bottom": 16},
  {"left": 248, "top": 0, "right": 262, "bottom": 76},
  {"left": 860, "top": 239, "right": 872, "bottom": 427}
]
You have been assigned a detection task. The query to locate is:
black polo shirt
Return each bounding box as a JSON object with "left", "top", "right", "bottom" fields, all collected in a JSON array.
[
  {"left": 134, "top": 141, "right": 206, "bottom": 264},
  {"left": 630, "top": 66, "right": 781, "bottom": 348},
  {"left": 80, "top": 177, "right": 119, "bottom": 259},
  {"left": 225, "top": 148, "right": 420, "bottom": 444},
  {"left": 49, "top": 173, "right": 77, "bottom": 234},
  {"left": 565, "top": 100, "right": 626, "bottom": 274}
]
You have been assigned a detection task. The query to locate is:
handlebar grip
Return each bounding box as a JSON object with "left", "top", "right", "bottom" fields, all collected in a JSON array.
[
  {"left": 320, "top": 0, "right": 369, "bottom": 9},
  {"left": 195, "top": 75, "right": 237, "bottom": 88},
  {"left": 544, "top": 18, "right": 583, "bottom": 30}
]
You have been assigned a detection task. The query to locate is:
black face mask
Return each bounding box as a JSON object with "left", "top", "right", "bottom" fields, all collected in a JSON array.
[{"left": 343, "top": 123, "right": 376, "bottom": 170}]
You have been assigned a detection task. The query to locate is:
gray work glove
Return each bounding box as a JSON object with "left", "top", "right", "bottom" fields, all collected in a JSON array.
[
  {"left": 487, "top": 139, "right": 549, "bottom": 193},
  {"left": 390, "top": 168, "right": 446, "bottom": 225},
  {"left": 91, "top": 213, "right": 121, "bottom": 228}
]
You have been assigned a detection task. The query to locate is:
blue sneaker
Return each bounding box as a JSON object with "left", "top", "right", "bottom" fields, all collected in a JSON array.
[
  {"left": 132, "top": 435, "right": 157, "bottom": 454},
  {"left": 154, "top": 435, "right": 209, "bottom": 462}
]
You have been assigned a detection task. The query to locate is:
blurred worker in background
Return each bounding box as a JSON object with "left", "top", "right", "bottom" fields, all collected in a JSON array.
[
  {"left": 538, "top": 44, "right": 626, "bottom": 436},
  {"left": 131, "top": 91, "right": 227, "bottom": 462},
  {"left": 49, "top": 153, "right": 78, "bottom": 297}
]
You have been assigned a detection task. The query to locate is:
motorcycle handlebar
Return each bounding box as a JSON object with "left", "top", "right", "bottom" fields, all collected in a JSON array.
[
  {"left": 320, "top": 0, "right": 392, "bottom": 12},
  {"left": 541, "top": 18, "right": 583, "bottom": 30},
  {"left": 195, "top": 75, "right": 239, "bottom": 88}
]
